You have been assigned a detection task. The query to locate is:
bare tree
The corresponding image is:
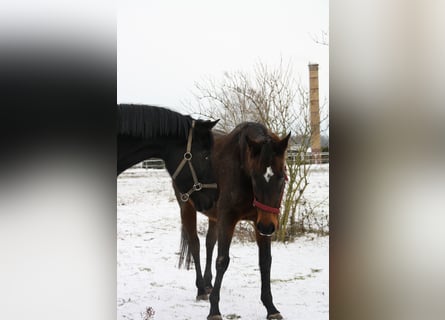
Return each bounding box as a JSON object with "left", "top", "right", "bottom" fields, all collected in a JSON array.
[
  {"left": 192, "top": 60, "right": 298, "bottom": 136},
  {"left": 188, "top": 60, "right": 324, "bottom": 241},
  {"left": 310, "top": 30, "right": 329, "bottom": 47}
]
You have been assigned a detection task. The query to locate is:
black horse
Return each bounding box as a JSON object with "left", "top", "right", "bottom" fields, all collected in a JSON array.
[
  {"left": 117, "top": 104, "right": 219, "bottom": 212},
  {"left": 176, "top": 122, "right": 291, "bottom": 319}
]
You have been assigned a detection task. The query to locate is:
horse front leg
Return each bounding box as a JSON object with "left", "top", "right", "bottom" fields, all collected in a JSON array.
[
  {"left": 256, "top": 231, "right": 282, "bottom": 320},
  {"left": 203, "top": 218, "right": 217, "bottom": 294},
  {"left": 208, "top": 215, "right": 237, "bottom": 320}
]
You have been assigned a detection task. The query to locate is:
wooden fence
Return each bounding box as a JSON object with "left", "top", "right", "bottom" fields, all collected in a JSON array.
[{"left": 133, "top": 152, "right": 329, "bottom": 170}]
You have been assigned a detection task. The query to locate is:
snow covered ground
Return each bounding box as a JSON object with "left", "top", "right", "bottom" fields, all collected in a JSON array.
[{"left": 117, "top": 165, "right": 329, "bottom": 320}]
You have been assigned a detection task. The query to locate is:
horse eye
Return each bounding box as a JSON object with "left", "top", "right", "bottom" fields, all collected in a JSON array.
[{"left": 203, "top": 153, "right": 210, "bottom": 160}]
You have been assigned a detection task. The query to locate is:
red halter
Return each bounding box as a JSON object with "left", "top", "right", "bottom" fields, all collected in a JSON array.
[
  {"left": 253, "top": 199, "right": 281, "bottom": 214},
  {"left": 252, "top": 174, "right": 288, "bottom": 215}
]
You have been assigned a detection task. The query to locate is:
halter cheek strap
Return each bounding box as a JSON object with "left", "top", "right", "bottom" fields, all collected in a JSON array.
[{"left": 172, "top": 120, "right": 217, "bottom": 202}]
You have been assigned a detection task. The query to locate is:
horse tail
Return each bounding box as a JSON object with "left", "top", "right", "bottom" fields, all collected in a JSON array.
[{"left": 178, "top": 226, "right": 193, "bottom": 270}]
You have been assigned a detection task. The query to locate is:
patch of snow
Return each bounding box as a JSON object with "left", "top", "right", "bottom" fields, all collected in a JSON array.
[{"left": 117, "top": 166, "right": 329, "bottom": 320}]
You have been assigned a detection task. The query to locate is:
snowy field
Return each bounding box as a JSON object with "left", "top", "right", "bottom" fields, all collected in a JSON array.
[{"left": 117, "top": 165, "right": 329, "bottom": 320}]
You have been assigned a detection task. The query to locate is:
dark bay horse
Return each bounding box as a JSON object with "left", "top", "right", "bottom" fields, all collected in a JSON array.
[
  {"left": 117, "top": 104, "right": 219, "bottom": 212},
  {"left": 176, "top": 122, "right": 290, "bottom": 320}
]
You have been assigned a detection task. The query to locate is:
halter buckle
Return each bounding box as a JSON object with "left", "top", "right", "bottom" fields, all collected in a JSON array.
[
  {"left": 184, "top": 152, "right": 192, "bottom": 160},
  {"left": 193, "top": 183, "right": 202, "bottom": 191},
  {"left": 180, "top": 193, "right": 190, "bottom": 202}
]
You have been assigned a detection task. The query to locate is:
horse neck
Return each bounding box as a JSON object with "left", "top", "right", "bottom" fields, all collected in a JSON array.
[
  {"left": 214, "top": 132, "right": 250, "bottom": 180},
  {"left": 117, "top": 134, "right": 184, "bottom": 175}
]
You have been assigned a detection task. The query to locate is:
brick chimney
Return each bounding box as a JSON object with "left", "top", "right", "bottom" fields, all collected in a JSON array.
[{"left": 308, "top": 63, "right": 321, "bottom": 163}]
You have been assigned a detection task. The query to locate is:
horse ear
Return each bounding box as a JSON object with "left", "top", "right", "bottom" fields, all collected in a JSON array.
[
  {"left": 245, "top": 135, "right": 262, "bottom": 156},
  {"left": 200, "top": 119, "right": 219, "bottom": 130},
  {"left": 209, "top": 119, "right": 219, "bottom": 129},
  {"left": 275, "top": 132, "right": 291, "bottom": 154}
]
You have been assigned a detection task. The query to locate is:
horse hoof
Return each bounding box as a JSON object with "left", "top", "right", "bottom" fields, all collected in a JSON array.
[
  {"left": 207, "top": 315, "right": 223, "bottom": 320},
  {"left": 268, "top": 313, "right": 283, "bottom": 319},
  {"left": 196, "top": 294, "right": 209, "bottom": 301}
]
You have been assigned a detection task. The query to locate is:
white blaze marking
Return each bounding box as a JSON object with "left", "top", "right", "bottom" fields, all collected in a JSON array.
[{"left": 263, "top": 166, "right": 274, "bottom": 183}]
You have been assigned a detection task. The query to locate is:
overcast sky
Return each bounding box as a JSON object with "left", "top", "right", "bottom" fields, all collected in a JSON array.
[{"left": 118, "top": 0, "right": 328, "bottom": 118}]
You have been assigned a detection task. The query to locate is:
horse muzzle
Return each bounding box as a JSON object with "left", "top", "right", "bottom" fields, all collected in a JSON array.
[
  {"left": 255, "top": 209, "right": 279, "bottom": 236},
  {"left": 257, "top": 220, "right": 276, "bottom": 236}
]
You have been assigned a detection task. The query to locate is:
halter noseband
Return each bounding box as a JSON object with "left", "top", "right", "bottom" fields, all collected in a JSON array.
[
  {"left": 171, "top": 120, "right": 217, "bottom": 202},
  {"left": 253, "top": 199, "right": 281, "bottom": 214}
]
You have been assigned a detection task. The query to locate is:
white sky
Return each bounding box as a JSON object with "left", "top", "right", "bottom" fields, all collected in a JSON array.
[{"left": 117, "top": 0, "right": 329, "bottom": 118}]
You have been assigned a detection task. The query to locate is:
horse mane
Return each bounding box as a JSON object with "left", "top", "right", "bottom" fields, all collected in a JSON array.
[
  {"left": 237, "top": 122, "right": 270, "bottom": 139},
  {"left": 234, "top": 121, "right": 270, "bottom": 145},
  {"left": 234, "top": 122, "right": 275, "bottom": 167},
  {"left": 117, "top": 104, "right": 193, "bottom": 140}
]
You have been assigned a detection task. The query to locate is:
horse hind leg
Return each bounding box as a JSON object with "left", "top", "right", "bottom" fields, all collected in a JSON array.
[{"left": 178, "top": 202, "right": 208, "bottom": 300}]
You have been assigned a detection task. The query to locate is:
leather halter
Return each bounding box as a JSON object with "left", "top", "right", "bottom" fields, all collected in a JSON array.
[
  {"left": 252, "top": 174, "right": 288, "bottom": 215},
  {"left": 171, "top": 120, "right": 217, "bottom": 202}
]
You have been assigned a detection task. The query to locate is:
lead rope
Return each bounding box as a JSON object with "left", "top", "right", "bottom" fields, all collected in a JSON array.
[{"left": 171, "top": 120, "right": 217, "bottom": 202}]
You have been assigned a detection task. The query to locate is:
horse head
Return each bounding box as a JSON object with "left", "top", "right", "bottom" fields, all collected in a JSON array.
[
  {"left": 244, "top": 130, "right": 291, "bottom": 236},
  {"left": 164, "top": 119, "right": 219, "bottom": 212}
]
